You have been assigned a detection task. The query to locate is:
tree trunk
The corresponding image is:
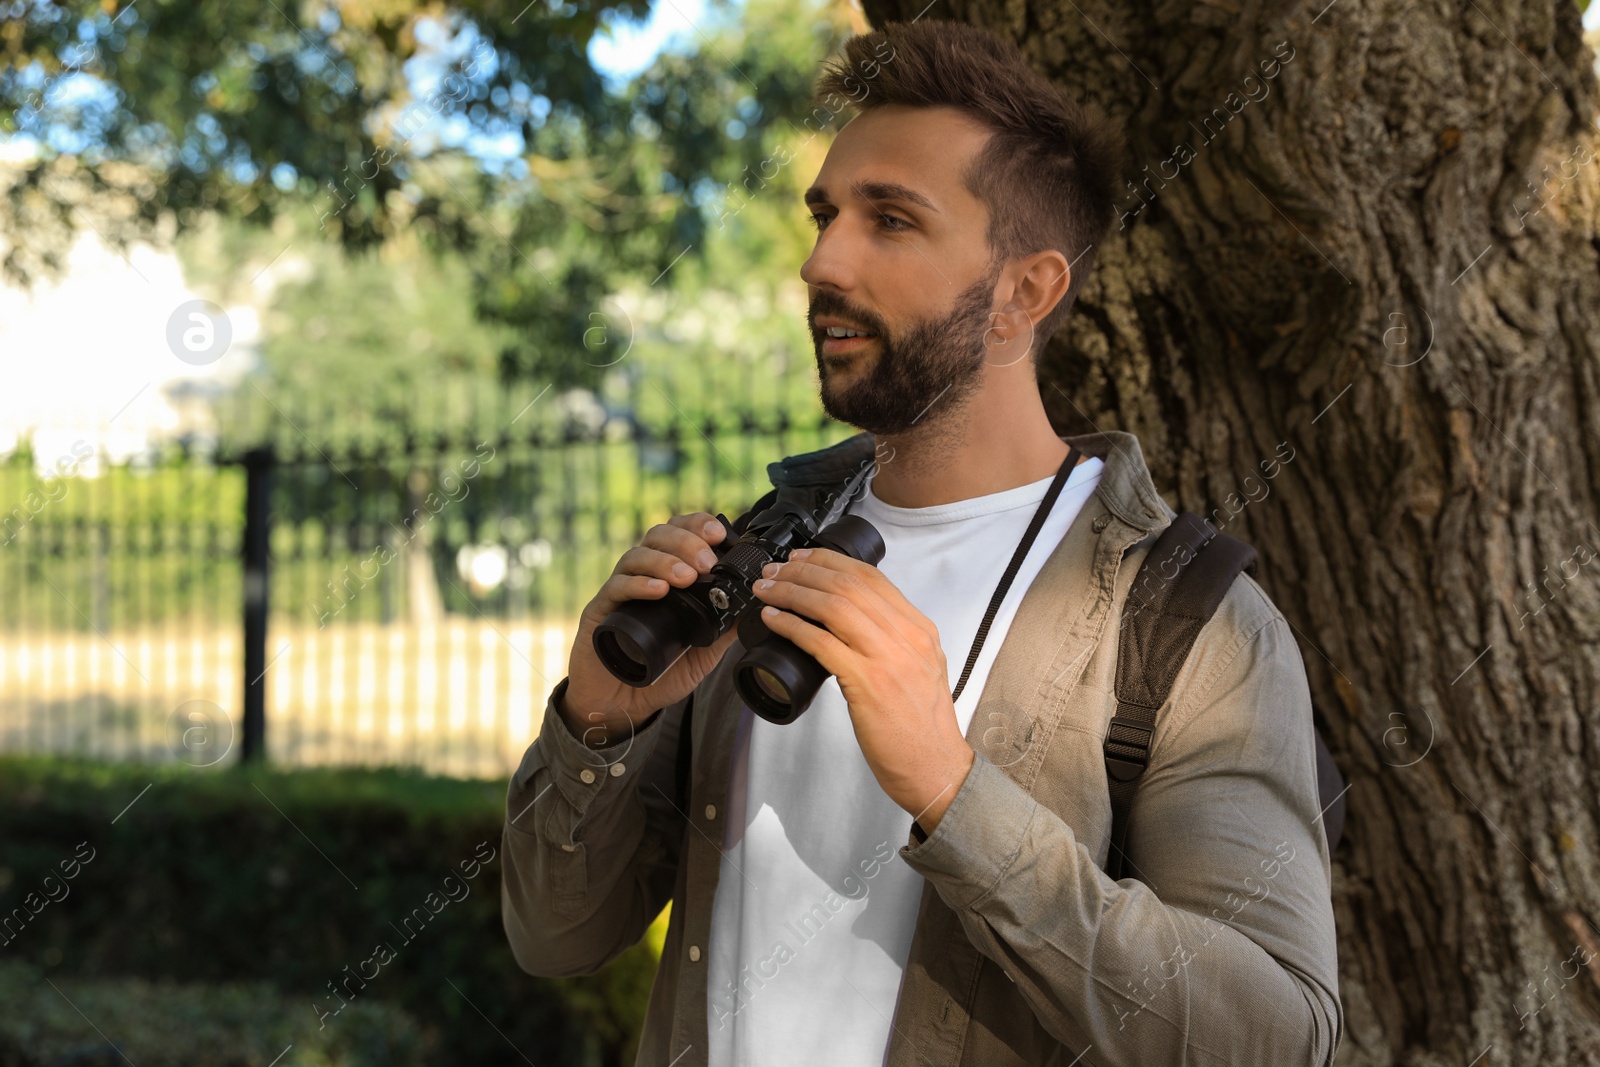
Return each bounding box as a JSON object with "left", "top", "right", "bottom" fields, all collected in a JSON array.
[{"left": 860, "top": 0, "right": 1600, "bottom": 1062}]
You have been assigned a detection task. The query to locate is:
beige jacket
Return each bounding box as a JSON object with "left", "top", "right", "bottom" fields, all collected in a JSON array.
[{"left": 501, "top": 429, "right": 1343, "bottom": 1066}]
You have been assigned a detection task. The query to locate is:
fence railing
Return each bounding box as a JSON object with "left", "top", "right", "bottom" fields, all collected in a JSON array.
[{"left": 0, "top": 380, "right": 853, "bottom": 778}]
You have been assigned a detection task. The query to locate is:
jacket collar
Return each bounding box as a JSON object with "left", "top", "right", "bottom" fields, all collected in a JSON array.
[
  {"left": 763, "top": 430, "right": 878, "bottom": 487},
  {"left": 765, "top": 428, "right": 1172, "bottom": 534}
]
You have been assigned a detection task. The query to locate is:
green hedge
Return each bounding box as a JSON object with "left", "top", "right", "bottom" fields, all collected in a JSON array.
[
  {"left": 0, "top": 758, "right": 666, "bottom": 1067},
  {"left": 0, "top": 958, "right": 425, "bottom": 1067}
]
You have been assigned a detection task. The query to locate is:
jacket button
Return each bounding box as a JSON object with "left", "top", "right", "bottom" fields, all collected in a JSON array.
[
  {"left": 579, "top": 769, "right": 597, "bottom": 784},
  {"left": 561, "top": 843, "right": 576, "bottom": 852},
  {"left": 1092, "top": 514, "right": 1110, "bottom": 532},
  {"left": 609, "top": 762, "right": 626, "bottom": 776},
  {"left": 689, "top": 945, "right": 701, "bottom": 961},
  {"left": 705, "top": 804, "right": 717, "bottom": 820}
]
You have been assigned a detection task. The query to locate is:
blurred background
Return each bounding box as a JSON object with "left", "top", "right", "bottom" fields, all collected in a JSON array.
[
  {"left": 0, "top": 0, "right": 870, "bottom": 1063},
  {"left": 8, "top": 1, "right": 1600, "bottom": 1065}
]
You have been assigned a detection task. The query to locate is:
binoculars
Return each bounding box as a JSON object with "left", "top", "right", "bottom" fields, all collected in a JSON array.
[{"left": 593, "top": 501, "right": 885, "bottom": 725}]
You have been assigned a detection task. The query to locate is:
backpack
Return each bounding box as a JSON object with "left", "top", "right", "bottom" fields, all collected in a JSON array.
[{"left": 1102, "top": 511, "right": 1347, "bottom": 882}]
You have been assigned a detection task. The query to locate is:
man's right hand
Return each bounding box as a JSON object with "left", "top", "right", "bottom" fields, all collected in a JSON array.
[{"left": 559, "top": 511, "right": 744, "bottom": 748}]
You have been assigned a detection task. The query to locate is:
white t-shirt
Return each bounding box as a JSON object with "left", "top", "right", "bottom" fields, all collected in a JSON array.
[{"left": 705, "top": 454, "right": 1105, "bottom": 1066}]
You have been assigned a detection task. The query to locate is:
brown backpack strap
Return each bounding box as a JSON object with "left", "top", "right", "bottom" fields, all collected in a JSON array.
[{"left": 1104, "top": 513, "right": 1258, "bottom": 881}]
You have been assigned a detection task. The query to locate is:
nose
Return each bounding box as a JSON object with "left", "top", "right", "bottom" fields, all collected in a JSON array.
[{"left": 799, "top": 216, "right": 857, "bottom": 294}]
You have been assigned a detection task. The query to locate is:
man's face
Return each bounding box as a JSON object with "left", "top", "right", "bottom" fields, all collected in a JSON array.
[{"left": 800, "top": 104, "right": 1005, "bottom": 437}]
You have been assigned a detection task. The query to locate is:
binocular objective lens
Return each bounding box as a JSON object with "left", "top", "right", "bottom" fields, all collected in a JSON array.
[
  {"left": 612, "top": 630, "right": 647, "bottom": 670},
  {"left": 751, "top": 666, "right": 791, "bottom": 706}
]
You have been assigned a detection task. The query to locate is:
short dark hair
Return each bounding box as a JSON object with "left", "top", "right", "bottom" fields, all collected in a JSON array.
[{"left": 812, "top": 19, "right": 1125, "bottom": 352}]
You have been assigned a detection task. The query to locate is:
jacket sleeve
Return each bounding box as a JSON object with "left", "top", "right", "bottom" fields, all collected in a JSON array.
[
  {"left": 501, "top": 675, "right": 690, "bottom": 978},
  {"left": 897, "top": 614, "right": 1343, "bottom": 1067}
]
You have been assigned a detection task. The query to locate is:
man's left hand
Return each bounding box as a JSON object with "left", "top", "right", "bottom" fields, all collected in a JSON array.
[{"left": 750, "top": 546, "right": 975, "bottom": 835}]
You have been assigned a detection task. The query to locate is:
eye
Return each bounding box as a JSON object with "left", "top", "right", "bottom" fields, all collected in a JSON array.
[{"left": 804, "top": 211, "right": 911, "bottom": 233}]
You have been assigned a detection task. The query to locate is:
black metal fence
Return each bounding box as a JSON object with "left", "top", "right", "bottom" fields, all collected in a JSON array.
[{"left": 0, "top": 374, "right": 850, "bottom": 778}]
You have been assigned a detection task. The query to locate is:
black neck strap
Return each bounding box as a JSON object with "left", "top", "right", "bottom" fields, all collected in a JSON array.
[{"left": 950, "top": 443, "right": 1084, "bottom": 704}]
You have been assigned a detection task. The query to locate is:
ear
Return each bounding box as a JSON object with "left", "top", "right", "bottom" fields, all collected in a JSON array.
[
  {"left": 984, "top": 249, "right": 1070, "bottom": 368},
  {"left": 1010, "top": 249, "right": 1072, "bottom": 335}
]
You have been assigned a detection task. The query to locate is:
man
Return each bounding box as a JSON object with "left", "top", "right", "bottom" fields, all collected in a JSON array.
[{"left": 502, "top": 18, "right": 1342, "bottom": 1067}]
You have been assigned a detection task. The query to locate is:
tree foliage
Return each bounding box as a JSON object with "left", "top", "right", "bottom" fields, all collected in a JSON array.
[{"left": 2, "top": 0, "right": 858, "bottom": 396}]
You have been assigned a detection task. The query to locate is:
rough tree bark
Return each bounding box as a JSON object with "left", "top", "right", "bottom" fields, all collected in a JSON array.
[{"left": 858, "top": 0, "right": 1600, "bottom": 1063}]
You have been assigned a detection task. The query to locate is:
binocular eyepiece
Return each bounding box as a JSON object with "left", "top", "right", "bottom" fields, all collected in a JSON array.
[{"left": 593, "top": 506, "right": 885, "bottom": 724}]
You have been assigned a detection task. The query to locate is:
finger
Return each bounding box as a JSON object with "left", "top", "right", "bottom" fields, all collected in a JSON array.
[
  {"left": 642, "top": 514, "right": 725, "bottom": 574},
  {"left": 793, "top": 548, "right": 920, "bottom": 617},
  {"left": 775, "top": 552, "right": 940, "bottom": 652},
  {"left": 613, "top": 545, "right": 702, "bottom": 588},
  {"left": 751, "top": 575, "right": 883, "bottom": 653},
  {"left": 758, "top": 557, "right": 902, "bottom": 641},
  {"left": 666, "top": 511, "right": 730, "bottom": 544},
  {"left": 757, "top": 602, "right": 858, "bottom": 681},
  {"left": 592, "top": 570, "right": 673, "bottom": 615}
]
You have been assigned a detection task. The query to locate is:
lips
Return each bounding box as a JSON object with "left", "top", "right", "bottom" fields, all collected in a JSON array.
[
  {"left": 819, "top": 319, "right": 883, "bottom": 361},
  {"left": 820, "top": 332, "right": 877, "bottom": 358},
  {"left": 813, "top": 311, "right": 879, "bottom": 360}
]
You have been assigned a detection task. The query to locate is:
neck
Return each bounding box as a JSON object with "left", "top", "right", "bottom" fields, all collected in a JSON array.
[{"left": 866, "top": 383, "right": 1076, "bottom": 508}]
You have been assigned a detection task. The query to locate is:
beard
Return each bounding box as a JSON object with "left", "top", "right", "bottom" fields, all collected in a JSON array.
[{"left": 809, "top": 259, "right": 1002, "bottom": 437}]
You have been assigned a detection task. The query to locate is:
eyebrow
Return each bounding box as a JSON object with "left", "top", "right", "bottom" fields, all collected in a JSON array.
[{"left": 803, "top": 179, "right": 941, "bottom": 214}]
